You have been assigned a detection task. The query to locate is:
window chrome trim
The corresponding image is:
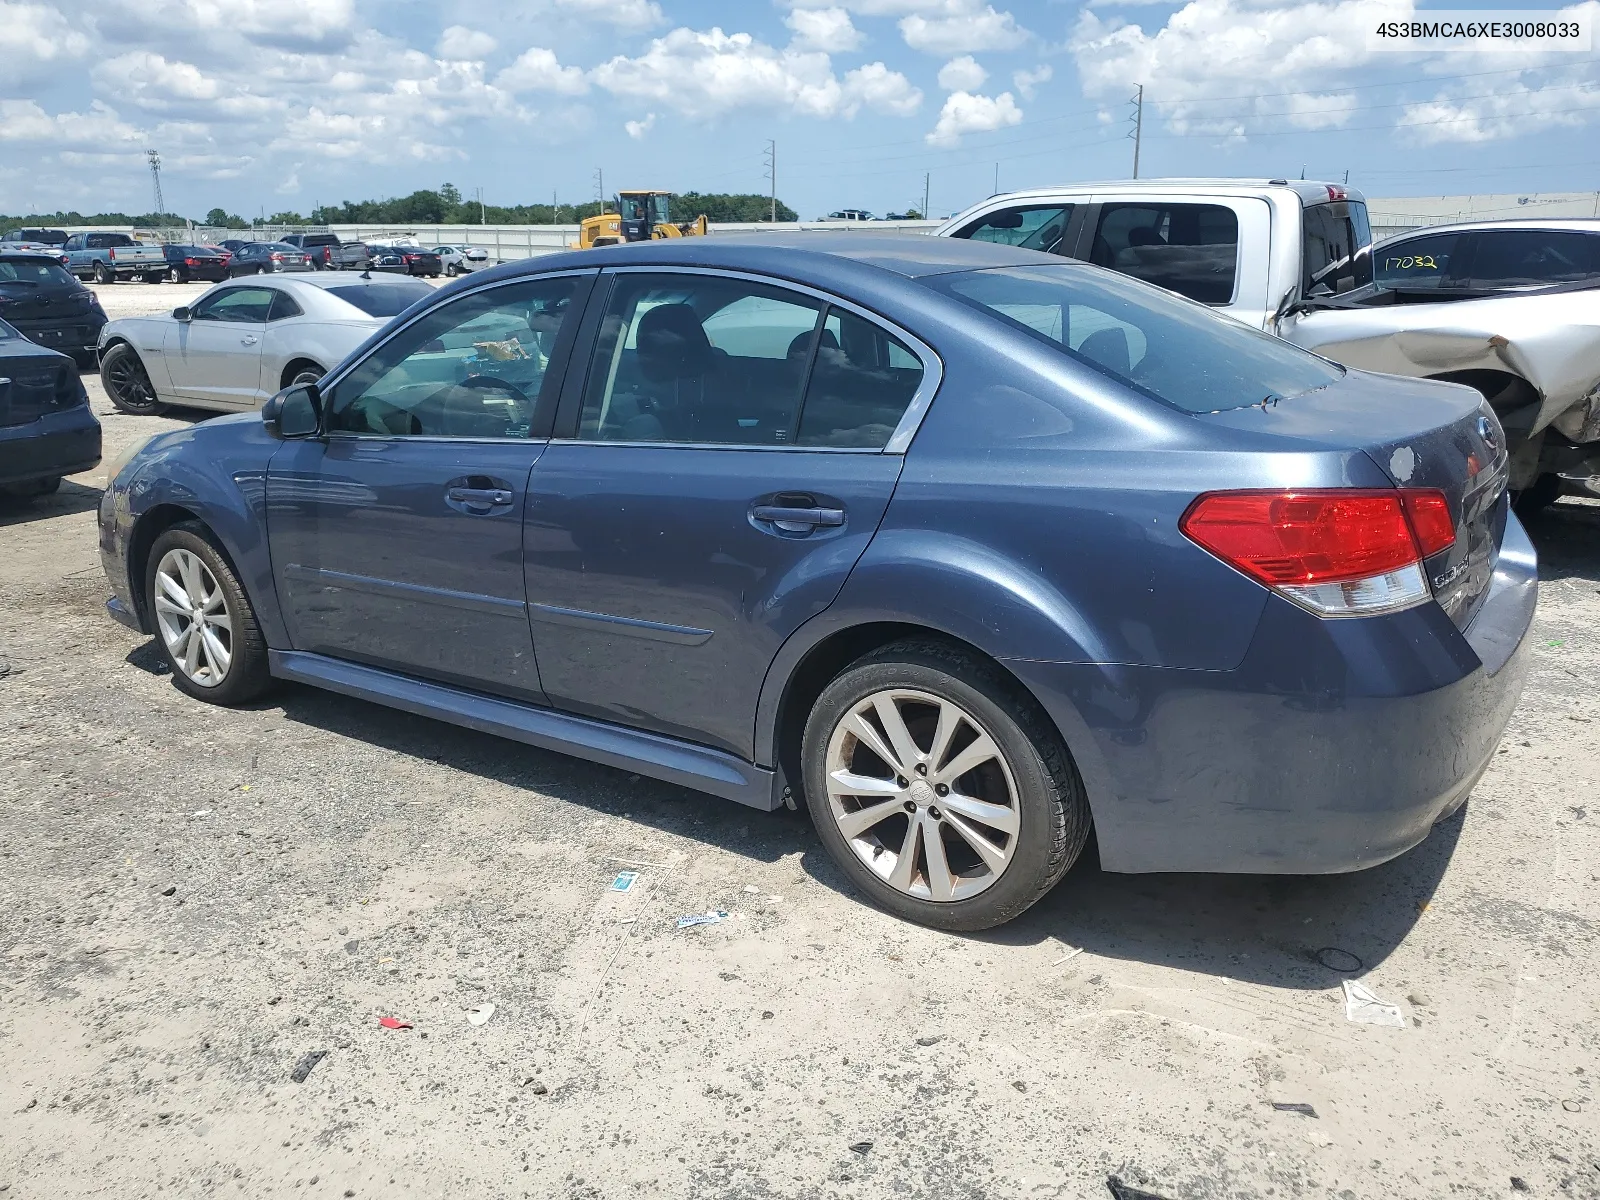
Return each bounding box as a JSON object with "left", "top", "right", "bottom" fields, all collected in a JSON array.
[
  {"left": 314, "top": 268, "right": 600, "bottom": 397},
  {"left": 577, "top": 264, "right": 944, "bottom": 456}
]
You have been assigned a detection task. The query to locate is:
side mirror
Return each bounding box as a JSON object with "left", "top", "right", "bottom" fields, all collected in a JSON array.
[
  {"left": 262, "top": 382, "right": 322, "bottom": 439},
  {"left": 172, "top": 307, "right": 191, "bottom": 321}
]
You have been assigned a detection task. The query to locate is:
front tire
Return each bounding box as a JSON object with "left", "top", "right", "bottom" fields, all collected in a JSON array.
[
  {"left": 93, "top": 262, "right": 113, "bottom": 285},
  {"left": 100, "top": 343, "right": 167, "bottom": 415},
  {"left": 801, "top": 640, "right": 1090, "bottom": 931},
  {"left": 145, "top": 523, "right": 271, "bottom": 705},
  {"left": 446, "top": 263, "right": 460, "bottom": 277}
]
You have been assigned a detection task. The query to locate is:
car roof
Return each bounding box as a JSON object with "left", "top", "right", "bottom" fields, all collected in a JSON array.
[
  {"left": 0, "top": 250, "right": 66, "bottom": 261},
  {"left": 1376, "top": 216, "right": 1600, "bottom": 241},
  {"left": 943, "top": 178, "right": 1366, "bottom": 206},
  {"left": 264, "top": 271, "right": 431, "bottom": 292},
  {"left": 469, "top": 233, "right": 1054, "bottom": 284}
]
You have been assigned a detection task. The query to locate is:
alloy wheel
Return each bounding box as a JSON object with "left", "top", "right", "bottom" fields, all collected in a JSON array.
[
  {"left": 105, "top": 350, "right": 158, "bottom": 411},
  {"left": 823, "top": 688, "right": 1021, "bottom": 902},
  {"left": 169, "top": 267, "right": 182, "bottom": 282},
  {"left": 152, "top": 548, "right": 233, "bottom": 687}
]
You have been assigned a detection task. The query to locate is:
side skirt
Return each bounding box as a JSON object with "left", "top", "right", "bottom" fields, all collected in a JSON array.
[{"left": 268, "top": 650, "right": 780, "bottom": 811}]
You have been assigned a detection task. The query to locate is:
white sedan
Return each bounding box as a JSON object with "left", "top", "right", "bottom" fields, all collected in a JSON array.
[
  {"left": 433, "top": 245, "right": 490, "bottom": 276},
  {"left": 96, "top": 273, "right": 436, "bottom": 415}
]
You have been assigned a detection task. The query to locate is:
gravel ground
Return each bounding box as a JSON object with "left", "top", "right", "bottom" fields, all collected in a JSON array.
[{"left": 2, "top": 282, "right": 1598, "bottom": 1199}]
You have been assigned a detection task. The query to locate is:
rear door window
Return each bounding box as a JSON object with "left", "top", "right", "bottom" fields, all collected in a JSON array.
[
  {"left": 1374, "top": 232, "right": 1462, "bottom": 291},
  {"left": 1088, "top": 203, "right": 1238, "bottom": 304},
  {"left": 1461, "top": 229, "right": 1600, "bottom": 288},
  {"left": 952, "top": 205, "right": 1074, "bottom": 254}
]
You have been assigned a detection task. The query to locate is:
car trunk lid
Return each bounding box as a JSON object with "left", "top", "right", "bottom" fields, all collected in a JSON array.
[
  {"left": 0, "top": 341, "right": 79, "bottom": 427},
  {"left": 1197, "top": 370, "right": 1509, "bottom": 631},
  {"left": 0, "top": 278, "right": 91, "bottom": 325}
]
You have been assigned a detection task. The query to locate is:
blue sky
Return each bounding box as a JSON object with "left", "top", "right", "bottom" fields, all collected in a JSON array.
[{"left": 2, "top": 0, "right": 1597, "bottom": 220}]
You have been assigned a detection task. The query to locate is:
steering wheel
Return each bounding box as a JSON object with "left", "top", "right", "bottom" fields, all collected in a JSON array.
[
  {"left": 459, "top": 374, "right": 532, "bottom": 406},
  {"left": 433, "top": 374, "right": 534, "bottom": 437}
]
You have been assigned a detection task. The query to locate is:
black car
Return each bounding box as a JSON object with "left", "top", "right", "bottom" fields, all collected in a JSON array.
[
  {"left": 161, "top": 244, "right": 230, "bottom": 283},
  {"left": 226, "top": 241, "right": 312, "bottom": 276},
  {"left": 0, "top": 252, "right": 107, "bottom": 366},
  {"left": 0, "top": 318, "right": 99, "bottom": 501},
  {"left": 1, "top": 228, "right": 68, "bottom": 248},
  {"left": 366, "top": 244, "right": 442, "bottom": 277}
]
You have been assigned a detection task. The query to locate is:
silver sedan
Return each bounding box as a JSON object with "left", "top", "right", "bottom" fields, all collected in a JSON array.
[{"left": 96, "top": 273, "right": 437, "bottom": 415}]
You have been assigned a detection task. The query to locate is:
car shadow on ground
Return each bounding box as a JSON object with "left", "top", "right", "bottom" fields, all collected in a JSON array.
[
  {"left": 1521, "top": 496, "right": 1600, "bottom": 583},
  {"left": 0, "top": 478, "right": 102, "bottom": 526}
]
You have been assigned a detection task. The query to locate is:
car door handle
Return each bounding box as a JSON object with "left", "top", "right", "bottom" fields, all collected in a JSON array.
[
  {"left": 750, "top": 504, "right": 845, "bottom": 528},
  {"left": 241, "top": 335, "right": 258, "bottom": 346},
  {"left": 447, "top": 486, "right": 513, "bottom": 507}
]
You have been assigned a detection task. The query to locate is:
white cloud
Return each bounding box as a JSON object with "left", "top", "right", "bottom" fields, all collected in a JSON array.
[
  {"left": 1012, "top": 63, "right": 1050, "bottom": 99},
  {"left": 1401, "top": 81, "right": 1600, "bottom": 144},
  {"left": 937, "top": 55, "right": 987, "bottom": 91},
  {"left": 495, "top": 46, "right": 589, "bottom": 93},
  {"left": 926, "top": 89, "right": 1021, "bottom": 144},
  {"left": 187, "top": 0, "right": 358, "bottom": 50},
  {"left": 901, "top": 4, "right": 1027, "bottom": 55},
  {"left": 436, "top": 26, "right": 498, "bottom": 60},
  {"left": 0, "top": 2, "right": 92, "bottom": 77},
  {"left": 550, "top": 0, "right": 664, "bottom": 31},
  {"left": 92, "top": 53, "right": 223, "bottom": 107},
  {"left": 0, "top": 100, "right": 144, "bottom": 147},
  {"left": 593, "top": 27, "right": 920, "bottom": 119},
  {"left": 625, "top": 112, "right": 657, "bottom": 138},
  {"left": 785, "top": 7, "right": 864, "bottom": 52}
]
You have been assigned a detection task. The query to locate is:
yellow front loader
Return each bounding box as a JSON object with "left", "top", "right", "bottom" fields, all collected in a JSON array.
[{"left": 577, "top": 191, "right": 709, "bottom": 249}]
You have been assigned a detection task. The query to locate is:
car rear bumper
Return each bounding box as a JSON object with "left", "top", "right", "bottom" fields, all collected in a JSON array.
[
  {"left": 0, "top": 404, "right": 101, "bottom": 486},
  {"left": 1005, "top": 514, "right": 1538, "bottom": 875},
  {"left": 9, "top": 313, "right": 106, "bottom": 355}
]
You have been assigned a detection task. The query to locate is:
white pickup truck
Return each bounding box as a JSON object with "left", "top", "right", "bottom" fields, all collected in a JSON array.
[{"left": 936, "top": 179, "right": 1600, "bottom": 501}]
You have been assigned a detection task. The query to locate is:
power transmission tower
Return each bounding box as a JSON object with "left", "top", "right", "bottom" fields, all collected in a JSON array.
[
  {"left": 147, "top": 149, "right": 164, "bottom": 217},
  {"left": 594, "top": 167, "right": 605, "bottom": 216},
  {"left": 1128, "top": 86, "right": 1143, "bottom": 178},
  {"left": 764, "top": 140, "right": 776, "bottom": 222}
]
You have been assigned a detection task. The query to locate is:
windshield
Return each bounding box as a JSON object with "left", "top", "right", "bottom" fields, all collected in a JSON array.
[
  {"left": 928, "top": 264, "right": 1344, "bottom": 413},
  {"left": 0, "top": 258, "right": 76, "bottom": 285},
  {"left": 326, "top": 282, "right": 435, "bottom": 316}
]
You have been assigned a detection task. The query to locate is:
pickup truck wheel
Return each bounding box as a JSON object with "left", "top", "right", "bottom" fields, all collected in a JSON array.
[
  {"left": 801, "top": 640, "right": 1091, "bottom": 931},
  {"left": 93, "top": 262, "right": 113, "bottom": 285},
  {"left": 145, "top": 523, "right": 272, "bottom": 706},
  {"left": 100, "top": 343, "right": 166, "bottom": 416}
]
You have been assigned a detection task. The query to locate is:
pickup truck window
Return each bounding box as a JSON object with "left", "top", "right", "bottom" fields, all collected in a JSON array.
[
  {"left": 1461, "top": 229, "right": 1600, "bottom": 289},
  {"left": 1302, "top": 201, "right": 1373, "bottom": 295},
  {"left": 1373, "top": 232, "right": 1460, "bottom": 291},
  {"left": 954, "top": 205, "right": 1073, "bottom": 254},
  {"left": 63, "top": 236, "right": 82, "bottom": 251},
  {"left": 1088, "top": 203, "right": 1238, "bottom": 306},
  {"left": 86, "top": 234, "right": 136, "bottom": 249},
  {"left": 930, "top": 263, "right": 1342, "bottom": 414}
]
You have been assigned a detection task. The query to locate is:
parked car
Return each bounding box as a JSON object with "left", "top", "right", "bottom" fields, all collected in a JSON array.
[
  {"left": 823, "top": 210, "right": 878, "bottom": 222},
  {"left": 1, "top": 228, "right": 68, "bottom": 248},
  {"left": 97, "top": 273, "right": 435, "bottom": 415},
  {"left": 367, "top": 244, "right": 442, "bottom": 277},
  {"left": 226, "top": 242, "right": 312, "bottom": 276},
  {"left": 62, "top": 232, "right": 167, "bottom": 284},
  {"left": 281, "top": 232, "right": 371, "bottom": 271},
  {"left": 96, "top": 235, "right": 1534, "bottom": 931},
  {"left": 0, "top": 318, "right": 99, "bottom": 501},
  {"left": 218, "top": 239, "right": 252, "bottom": 254},
  {"left": 1283, "top": 218, "right": 1600, "bottom": 511},
  {"left": 433, "top": 244, "right": 489, "bottom": 276},
  {"left": 0, "top": 251, "right": 107, "bottom": 365},
  {"left": 160, "top": 244, "right": 230, "bottom": 284}
]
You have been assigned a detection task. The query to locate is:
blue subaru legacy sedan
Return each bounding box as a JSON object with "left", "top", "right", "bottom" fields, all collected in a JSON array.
[{"left": 98, "top": 235, "right": 1535, "bottom": 930}]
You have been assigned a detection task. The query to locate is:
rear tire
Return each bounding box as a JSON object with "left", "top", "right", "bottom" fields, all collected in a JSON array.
[
  {"left": 144, "top": 522, "right": 271, "bottom": 706},
  {"left": 100, "top": 343, "right": 167, "bottom": 416},
  {"left": 287, "top": 363, "right": 324, "bottom": 388},
  {"left": 168, "top": 266, "right": 183, "bottom": 283},
  {"left": 801, "top": 639, "right": 1091, "bottom": 931}
]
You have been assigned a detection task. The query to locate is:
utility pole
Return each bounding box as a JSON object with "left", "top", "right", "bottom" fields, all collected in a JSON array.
[
  {"left": 146, "top": 149, "right": 164, "bottom": 218},
  {"left": 992, "top": 163, "right": 999, "bottom": 196},
  {"left": 770, "top": 142, "right": 778, "bottom": 221},
  {"left": 477, "top": 186, "right": 486, "bottom": 223},
  {"left": 1128, "top": 85, "right": 1143, "bottom": 179},
  {"left": 552, "top": 188, "right": 558, "bottom": 224},
  {"left": 923, "top": 172, "right": 930, "bottom": 219}
]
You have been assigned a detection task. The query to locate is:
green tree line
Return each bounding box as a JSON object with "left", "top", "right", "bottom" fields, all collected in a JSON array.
[{"left": 3, "top": 186, "right": 799, "bottom": 231}]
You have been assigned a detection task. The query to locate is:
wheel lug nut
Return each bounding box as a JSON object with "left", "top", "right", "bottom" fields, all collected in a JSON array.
[
  {"left": 935, "top": 784, "right": 948, "bottom": 796},
  {"left": 929, "top": 806, "right": 942, "bottom": 821},
  {"left": 903, "top": 800, "right": 916, "bottom": 813},
  {"left": 915, "top": 764, "right": 927, "bottom": 775},
  {"left": 896, "top": 777, "right": 908, "bottom": 788}
]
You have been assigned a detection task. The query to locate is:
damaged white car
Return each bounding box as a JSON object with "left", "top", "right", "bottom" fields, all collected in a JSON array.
[{"left": 1283, "top": 218, "right": 1600, "bottom": 510}]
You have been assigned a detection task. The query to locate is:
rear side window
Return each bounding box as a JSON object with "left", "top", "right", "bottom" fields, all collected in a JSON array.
[
  {"left": 953, "top": 205, "right": 1074, "bottom": 254},
  {"left": 931, "top": 264, "right": 1343, "bottom": 414},
  {"left": 326, "top": 282, "right": 435, "bottom": 316},
  {"left": 1462, "top": 229, "right": 1600, "bottom": 288},
  {"left": 268, "top": 290, "right": 303, "bottom": 321},
  {"left": 1088, "top": 203, "right": 1238, "bottom": 305},
  {"left": 1374, "top": 232, "right": 1461, "bottom": 291},
  {"left": 1303, "top": 201, "right": 1373, "bottom": 295}
]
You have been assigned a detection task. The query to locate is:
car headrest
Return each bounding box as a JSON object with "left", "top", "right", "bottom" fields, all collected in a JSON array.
[{"left": 636, "top": 303, "right": 717, "bottom": 383}]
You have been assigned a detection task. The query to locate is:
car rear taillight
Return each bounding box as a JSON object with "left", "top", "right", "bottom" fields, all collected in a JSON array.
[
  {"left": 1180, "top": 488, "right": 1456, "bottom": 617},
  {"left": 403, "top": 253, "right": 418, "bottom": 262},
  {"left": 185, "top": 257, "right": 199, "bottom": 266},
  {"left": 271, "top": 252, "right": 283, "bottom": 260}
]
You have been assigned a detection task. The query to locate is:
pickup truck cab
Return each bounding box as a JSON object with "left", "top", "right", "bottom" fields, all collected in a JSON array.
[
  {"left": 63, "top": 232, "right": 168, "bottom": 284},
  {"left": 935, "top": 178, "right": 1371, "bottom": 332},
  {"left": 280, "top": 232, "right": 371, "bottom": 271}
]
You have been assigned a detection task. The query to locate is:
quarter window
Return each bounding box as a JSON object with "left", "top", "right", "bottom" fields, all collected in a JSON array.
[
  {"left": 1302, "top": 201, "right": 1373, "bottom": 295},
  {"left": 267, "top": 290, "right": 303, "bottom": 321},
  {"left": 1088, "top": 203, "right": 1239, "bottom": 305},
  {"left": 954, "top": 205, "right": 1074, "bottom": 254},
  {"left": 575, "top": 273, "right": 924, "bottom": 449},
  {"left": 325, "top": 276, "right": 582, "bottom": 438},
  {"left": 192, "top": 287, "right": 275, "bottom": 323},
  {"left": 1373, "top": 232, "right": 1461, "bottom": 291}
]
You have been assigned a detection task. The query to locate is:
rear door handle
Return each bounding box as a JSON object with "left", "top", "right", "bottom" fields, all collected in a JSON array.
[
  {"left": 241, "top": 335, "right": 258, "bottom": 346},
  {"left": 447, "top": 486, "right": 513, "bottom": 507},
  {"left": 750, "top": 504, "right": 845, "bottom": 529}
]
